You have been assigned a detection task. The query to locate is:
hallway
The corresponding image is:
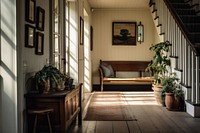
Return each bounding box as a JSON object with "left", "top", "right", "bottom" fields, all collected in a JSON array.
[{"left": 69, "top": 91, "right": 200, "bottom": 133}]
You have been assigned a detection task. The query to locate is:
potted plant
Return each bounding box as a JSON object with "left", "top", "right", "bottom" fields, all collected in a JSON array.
[
  {"left": 35, "top": 65, "right": 67, "bottom": 93},
  {"left": 145, "top": 41, "right": 171, "bottom": 105},
  {"left": 161, "top": 73, "right": 183, "bottom": 110}
]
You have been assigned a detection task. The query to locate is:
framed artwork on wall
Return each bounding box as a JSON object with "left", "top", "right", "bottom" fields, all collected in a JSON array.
[
  {"left": 80, "top": 17, "right": 84, "bottom": 45},
  {"left": 90, "top": 26, "right": 93, "bottom": 51},
  {"left": 112, "top": 22, "right": 136, "bottom": 46},
  {"left": 35, "top": 32, "right": 44, "bottom": 55},
  {"left": 25, "top": 0, "right": 36, "bottom": 23},
  {"left": 36, "top": 6, "right": 45, "bottom": 31},
  {"left": 25, "top": 24, "right": 35, "bottom": 48}
]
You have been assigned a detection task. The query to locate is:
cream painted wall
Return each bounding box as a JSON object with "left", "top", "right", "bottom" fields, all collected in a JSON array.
[{"left": 91, "top": 9, "right": 156, "bottom": 84}]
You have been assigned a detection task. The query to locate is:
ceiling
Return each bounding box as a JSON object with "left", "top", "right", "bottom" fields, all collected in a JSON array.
[{"left": 87, "top": 0, "right": 149, "bottom": 9}]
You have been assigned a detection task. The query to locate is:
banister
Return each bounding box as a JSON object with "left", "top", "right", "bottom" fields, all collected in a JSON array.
[{"left": 163, "top": 0, "right": 199, "bottom": 55}]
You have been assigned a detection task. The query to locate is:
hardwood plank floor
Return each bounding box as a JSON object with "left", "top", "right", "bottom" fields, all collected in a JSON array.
[{"left": 68, "top": 91, "right": 200, "bottom": 133}]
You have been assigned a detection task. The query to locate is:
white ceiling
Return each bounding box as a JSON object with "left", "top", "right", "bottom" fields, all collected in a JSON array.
[{"left": 87, "top": 0, "right": 149, "bottom": 9}]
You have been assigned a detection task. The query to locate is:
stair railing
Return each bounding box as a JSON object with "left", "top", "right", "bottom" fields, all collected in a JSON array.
[{"left": 149, "top": 0, "right": 200, "bottom": 104}]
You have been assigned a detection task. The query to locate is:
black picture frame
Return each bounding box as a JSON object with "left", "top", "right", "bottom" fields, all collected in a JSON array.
[
  {"left": 112, "top": 22, "right": 136, "bottom": 46},
  {"left": 36, "top": 6, "right": 45, "bottom": 31},
  {"left": 35, "top": 32, "right": 44, "bottom": 55},
  {"left": 80, "top": 17, "right": 84, "bottom": 45},
  {"left": 25, "top": 0, "right": 36, "bottom": 23},
  {"left": 25, "top": 24, "right": 35, "bottom": 48},
  {"left": 90, "top": 26, "right": 93, "bottom": 51}
]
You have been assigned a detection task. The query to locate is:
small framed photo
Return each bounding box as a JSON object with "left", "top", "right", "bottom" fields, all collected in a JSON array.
[
  {"left": 25, "top": 24, "right": 35, "bottom": 48},
  {"left": 35, "top": 32, "right": 44, "bottom": 55},
  {"left": 36, "top": 6, "right": 45, "bottom": 31},
  {"left": 25, "top": 0, "right": 36, "bottom": 23},
  {"left": 80, "top": 17, "right": 84, "bottom": 45}
]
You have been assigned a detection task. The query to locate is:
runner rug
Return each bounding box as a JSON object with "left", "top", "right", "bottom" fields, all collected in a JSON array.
[{"left": 84, "top": 92, "right": 136, "bottom": 121}]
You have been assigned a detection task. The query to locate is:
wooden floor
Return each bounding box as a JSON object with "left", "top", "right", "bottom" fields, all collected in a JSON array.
[{"left": 68, "top": 91, "right": 200, "bottom": 133}]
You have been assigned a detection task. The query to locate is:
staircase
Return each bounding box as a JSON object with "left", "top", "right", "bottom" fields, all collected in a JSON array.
[{"left": 149, "top": 0, "right": 200, "bottom": 117}]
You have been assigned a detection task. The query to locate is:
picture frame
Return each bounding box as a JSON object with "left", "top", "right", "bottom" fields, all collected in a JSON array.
[
  {"left": 36, "top": 6, "right": 45, "bottom": 31},
  {"left": 25, "top": 0, "right": 36, "bottom": 23},
  {"left": 137, "top": 21, "right": 144, "bottom": 44},
  {"left": 90, "top": 26, "right": 93, "bottom": 51},
  {"left": 25, "top": 24, "right": 35, "bottom": 48},
  {"left": 112, "top": 22, "right": 136, "bottom": 46},
  {"left": 80, "top": 17, "right": 84, "bottom": 45},
  {"left": 35, "top": 32, "right": 44, "bottom": 55}
]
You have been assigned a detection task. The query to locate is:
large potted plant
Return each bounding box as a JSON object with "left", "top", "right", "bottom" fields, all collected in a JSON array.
[
  {"left": 161, "top": 73, "right": 183, "bottom": 110},
  {"left": 145, "top": 41, "right": 171, "bottom": 105}
]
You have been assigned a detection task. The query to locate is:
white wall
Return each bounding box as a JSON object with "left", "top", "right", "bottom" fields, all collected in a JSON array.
[
  {"left": 91, "top": 9, "right": 156, "bottom": 84},
  {"left": 1, "top": 0, "right": 17, "bottom": 132},
  {"left": 17, "top": 0, "right": 50, "bottom": 132}
]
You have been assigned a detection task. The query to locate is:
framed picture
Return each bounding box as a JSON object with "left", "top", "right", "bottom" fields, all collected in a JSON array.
[
  {"left": 137, "top": 21, "right": 144, "bottom": 44},
  {"left": 112, "top": 22, "right": 136, "bottom": 45},
  {"left": 25, "top": 0, "right": 36, "bottom": 23},
  {"left": 36, "top": 6, "right": 45, "bottom": 31},
  {"left": 80, "top": 17, "right": 84, "bottom": 45},
  {"left": 25, "top": 24, "right": 35, "bottom": 48},
  {"left": 35, "top": 32, "right": 44, "bottom": 55},
  {"left": 90, "top": 26, "right": 93, "bottom": 51}
]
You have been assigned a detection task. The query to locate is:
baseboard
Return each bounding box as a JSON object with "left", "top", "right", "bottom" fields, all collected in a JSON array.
[
  {"left": 185, "top": 100, "right": 200, "bottom": 117},
  {"left": 92, "top": 84, "right": 152, "bottom": 91}
]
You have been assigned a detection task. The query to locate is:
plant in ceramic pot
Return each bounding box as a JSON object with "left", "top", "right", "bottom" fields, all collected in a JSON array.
[
  {"left": 161, "top": 73, "right": 183, "bottom": 110},
  {"left": 35, "top": 65, "right": 66, "bottom": 93},
  {"left": 145, "top": 41, "right": 171, "bottom": 105}
]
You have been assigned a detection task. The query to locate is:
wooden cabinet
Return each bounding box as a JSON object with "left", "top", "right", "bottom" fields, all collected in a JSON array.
[{"left": 25, "top": 83, "right": 82, "bottom": 133}]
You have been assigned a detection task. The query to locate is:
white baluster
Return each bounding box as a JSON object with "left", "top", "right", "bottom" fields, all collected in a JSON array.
[
  {"left": 196, "top": 56, "right": 200, "bottom": 103},
  {"left": 192, "top": 51, "right": 196, "bottom": 103}
]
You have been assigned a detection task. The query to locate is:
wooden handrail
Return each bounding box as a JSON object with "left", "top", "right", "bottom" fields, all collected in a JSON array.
[{"left": 163, "top": 0, "right": 199, "bottom": 55}]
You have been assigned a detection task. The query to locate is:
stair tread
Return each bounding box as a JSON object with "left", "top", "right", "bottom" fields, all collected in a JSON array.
[
  {"left": 185, "top": 23, "right": 200, "bottom": 25},
  {"left": 190, "top": 32, "right": 200, "bottom": 34},
  {"left": 176, "top": 9, "right": 195, "bottom": 10},
  {"left": 186, "top": 100, "right": 200, "bottom": 106},
  {"left": 180, "top": 15, "right": 200, "bottom": 16}
]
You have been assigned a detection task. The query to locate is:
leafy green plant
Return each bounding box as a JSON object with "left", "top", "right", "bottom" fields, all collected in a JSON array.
[
  {"left": 145, "top": 41, "right": 171, "bottom": 85},
  {"left": 161, "top": 73, "right": 183, "bottom": 98}
]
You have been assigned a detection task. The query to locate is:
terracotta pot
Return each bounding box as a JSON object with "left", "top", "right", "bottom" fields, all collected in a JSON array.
[
  {"left": 152, "top": 85, "right": 165, "bottom": 106},
  {"left": 165, "top": 93, "right": 174, "bottom": 110},
  {"left": 173, "top": 97, "right": 180, "bottom": 110}
]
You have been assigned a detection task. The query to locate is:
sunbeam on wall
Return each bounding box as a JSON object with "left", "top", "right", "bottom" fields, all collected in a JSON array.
[
  {"left": 69, "top": 1, "right": 78, "bottom": 83},
  {"left": 84, "top": 9, "right": 91, "bottom": 92}
]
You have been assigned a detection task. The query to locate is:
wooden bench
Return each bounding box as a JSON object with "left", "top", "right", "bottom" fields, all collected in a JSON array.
[{"left": 99, "top": 60, "right": 153, "bottom": 91}]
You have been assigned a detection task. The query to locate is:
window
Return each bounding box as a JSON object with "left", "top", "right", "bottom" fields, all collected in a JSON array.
[
  {"left": 51, "top": 0, "right": 78, "bottom": 82},
  {"left": 52, "top": 0, "right": 61, "bottom": 69}
]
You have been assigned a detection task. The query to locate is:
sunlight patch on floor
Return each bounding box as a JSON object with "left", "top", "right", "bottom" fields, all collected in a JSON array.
[{"left": 122, "top": 91, "right": 159, "bottom": 105}]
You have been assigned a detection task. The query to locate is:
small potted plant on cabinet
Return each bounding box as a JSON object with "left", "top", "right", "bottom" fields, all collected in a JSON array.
[
  {"left": 161, "top": 73, "right": 183, "bottom": 110},
  {"left": 145, "top": 41, "right": 171, "bottom": 105},
  {"left": 35, "top": 65, "right": 67, "bottom": 93}
]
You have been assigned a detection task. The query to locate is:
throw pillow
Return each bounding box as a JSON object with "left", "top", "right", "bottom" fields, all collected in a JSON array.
[
  {"left": 100, "top": 64, "right": 114, "bottom": 77},
  {"left": 107, "top": 65, "right": 114, "bottom": 77},
  {"left": 100, "top": 65, "right": 111, "bottom": 77}
]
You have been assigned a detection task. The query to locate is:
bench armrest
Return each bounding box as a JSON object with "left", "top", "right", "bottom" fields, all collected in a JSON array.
[{"left": 98, "top": 67, "right": 104, "bottom": 91}]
